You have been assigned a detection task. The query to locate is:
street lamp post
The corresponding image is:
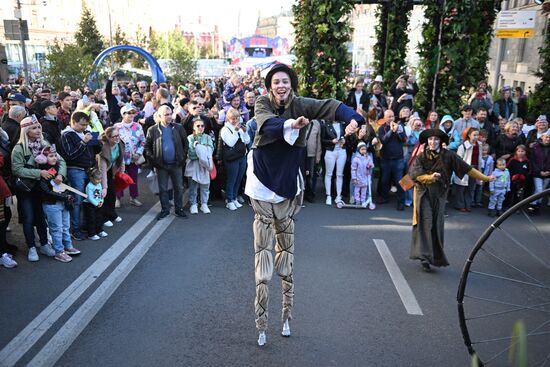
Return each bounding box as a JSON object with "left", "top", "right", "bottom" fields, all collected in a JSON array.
[{"left": 15, "top": 0, "right": 30, "bottom": 84}]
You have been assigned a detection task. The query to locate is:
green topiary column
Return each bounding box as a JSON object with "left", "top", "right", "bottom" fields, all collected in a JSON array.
[{"left": 292, "top": 0, "right": 355, "bottom": 100}]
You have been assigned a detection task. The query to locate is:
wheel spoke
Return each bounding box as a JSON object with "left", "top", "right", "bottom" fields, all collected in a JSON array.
[
  {"left": 469, "top": 271, "right": 549, "bottom": 289},
  {"left": 521, "top": 209, "right": 550, "bottom": 247},
  {"left": 480, "top": 247, "right": 548, "bottom": 287},
  {"left": 496, "top": 226, "right": 550, "bottom": 269},
  {"left": 476, "top": 319, "right": 550, "bottom": 364},
  {"left": 466, "top": 301, "right": 550, "bottom": 320}
]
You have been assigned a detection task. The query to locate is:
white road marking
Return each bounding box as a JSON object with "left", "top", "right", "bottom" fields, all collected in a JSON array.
[
  {"left": 27, "top": 213, "right": 175, "bottom": 367},
  {"left": 0, "top": 202, "right": 161, "bottom": 367},
  {"left": 373, "top": 239, "right": 423, "bottom": 316}
]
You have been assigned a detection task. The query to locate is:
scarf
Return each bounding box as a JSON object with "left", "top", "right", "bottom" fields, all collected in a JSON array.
[{"left": 28, "top": 139, "right": 43, "bottom": 157}]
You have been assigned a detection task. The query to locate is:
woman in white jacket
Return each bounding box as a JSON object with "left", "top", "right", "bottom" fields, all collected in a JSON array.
[
  {"left": 219, "top": 108, "right": 250, "bottom": 210},
  {"left": 454, "top": 127, "right": 482, "bottom": 211}
]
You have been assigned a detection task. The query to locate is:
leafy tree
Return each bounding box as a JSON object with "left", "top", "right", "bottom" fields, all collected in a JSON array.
[
  {"left": 416, "top": 0, "right": 498, "bottom": 116},
  {"left": 292, "top": 0, "right": 354, "bottom": 100},
  {"left": 372, "top": 1, "right": 412, "bottom": 85},
  {"left": 74, "top": 1, "right": 104, "bottom": 60},
  {"left": 529, "top": 19, "right": 550, "bottom": 116},
  {"left": 113, "top": 24, "right": 130, "bottom": 66},
  {"left": 44, "top": 40, "right": 93, "bottom": 90},
  {"left": 150, "top": 30, "right": 196, "bottom": 83},
  {"left": 130, "top": 25, "right": 148, "bottom": 69}
]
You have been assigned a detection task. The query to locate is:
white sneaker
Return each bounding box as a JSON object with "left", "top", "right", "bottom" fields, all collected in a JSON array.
[
  {"left": 1, "top": 253, "right": 17, "bottom": 268},
  {"left": 257, "top": 332, "right": 266, "bottom": 346},
  {"left": 115, "top": 199, "right": 121, "bottom": 208},
  {"left": 40, "top": 244, "right": 56, "bottom": 257},
  {"left": 98, "top": 231, "right": 108, "bottom": 238},
  {"left": 349, "top": 197, "right": 355, "bottom": 205},
  {"left": 130, "top": 198, "right": 143, "bottom": 207},
  {"left": 114, "top": 216, "right": 122, "bottom": 223},
  {"left": 28, "top": 247, "right": 39, "bottom": 262},
  {"left": 190, "top": 204, "right": 198, "bottom": 214},
  {"left": 233, "top": 200, "right": 242, "bottom": 208},
  {"left": 325, "top": 196, "right": 332, "bottom": 206},
  {"left": 282, "top": 319, "right": 291, "bottom": 337},
  {"left": 200, "top": 204, "right": 211, "bottom": 214},
  {"left": 104, "top": 221, "right": 114, "bottom": 227},
  {"left": 226, "top": 202, "right": 237, "bottom": 211},
  {"left": 237, "top": 195, "right": 245, "bottom": 204},
  {"left": 88, "top": 235, "right": 100, "bottom": 241},
  {"left": 335, "top": 196, "right": 342, "bottom": 204},
  {"left": 361, "top": 201, "right": 368, "bottom": 208}
]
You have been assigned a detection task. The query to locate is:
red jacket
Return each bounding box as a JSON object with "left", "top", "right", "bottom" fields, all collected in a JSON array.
[{"left": 0, "top": 153, "right": 12, "bottom": 200}]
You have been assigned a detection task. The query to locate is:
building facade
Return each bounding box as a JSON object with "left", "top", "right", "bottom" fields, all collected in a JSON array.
[{"left": 488, "top": 0, "right": 547, "bottom": 93}]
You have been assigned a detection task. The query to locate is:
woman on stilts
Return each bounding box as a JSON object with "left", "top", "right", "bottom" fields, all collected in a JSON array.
[{"left": 246, "top": 64, "right": 364, "bottom": 346}]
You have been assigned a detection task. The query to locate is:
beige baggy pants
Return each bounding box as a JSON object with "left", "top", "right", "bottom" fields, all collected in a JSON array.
[{"left": 251, "top": 195, "right": 302, "bottom": 332}]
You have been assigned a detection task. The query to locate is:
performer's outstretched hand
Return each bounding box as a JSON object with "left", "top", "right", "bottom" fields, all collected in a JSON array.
[{"left": 292, "top": 116, "right": 310, "bottom": 129}]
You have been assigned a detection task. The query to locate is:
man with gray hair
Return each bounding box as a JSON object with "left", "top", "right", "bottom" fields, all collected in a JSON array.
[
  {"left": 137, "top": 81, "right": 148, "bottom": 98},
  {"left": 2, "top": 105, "right": 26, "bottom": 151}
]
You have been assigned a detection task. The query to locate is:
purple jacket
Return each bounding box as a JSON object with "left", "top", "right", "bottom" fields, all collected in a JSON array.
[
  {"left": 222, "top": 81, "right": 245, "bottom": 108},
  {"left": 530, "top": 142, "right": 550, "bottom": 177},
  {"left": 351, "top": 154, "right": 374, "bottom": 187}
]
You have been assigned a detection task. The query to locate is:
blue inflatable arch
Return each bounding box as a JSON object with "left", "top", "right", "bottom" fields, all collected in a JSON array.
[{"left": 87, "top": 45, "right": 167, "bottom": 90}]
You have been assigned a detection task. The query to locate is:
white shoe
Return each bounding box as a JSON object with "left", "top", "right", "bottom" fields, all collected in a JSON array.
[
  {"left": 104, "top": 221, "right": 114, "bottom": 227},
  {"left": 226, "top": 202, "right": 237, "bottom": 211},
  {"left": 349, "top": 197, "right": 355, "bottom": 205},
  {"left": 98, "top": 231, "right": 108, "bottom": 238},
  {"left": 325, "top": 196, "right": 332, "bottom": 206},
  {"left": 130, "top": 198, "right": 143, "bottom": 207},
  {"left": 190, "top": 204, "right": 198, "bottom": 214},
  {"left": 233, "top": 200, "right": 242, "bottom": 208},
  {"left": 1, "top": 253, "right": 17, "bottom": 268},
  {"left": 28, "top": 247, "right": 39, "bottom": 262},
  {"left": 40, "top": 244, "right": 56, "bottom": 257},
  {"left": 88, "top": 235, "right": 100, "bottom": 241},
  {"left": 282, "top": 319, "right": 291, "bottom": 337},
  {"left": 114, "top": 216, "right": 122, "bottom": 223},
  {"left": 335, "top": 196, "right": 342, "bottom": 204},
  {"left": 237, "top": 195, "right": 245, "bottom": 204},
  {"left": 257, "top": 332, "right": 266, "bottom": 346},
  {"left": 200, "top": 204, "right": 211, "bottom": 214},
  {"left": 115, "top": 199, "right": 121, "bottom": 208}
]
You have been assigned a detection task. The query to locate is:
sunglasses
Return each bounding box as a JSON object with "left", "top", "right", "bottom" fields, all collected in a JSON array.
[{"left": 195, "top": 125, "right": 204, "bottom": 128}]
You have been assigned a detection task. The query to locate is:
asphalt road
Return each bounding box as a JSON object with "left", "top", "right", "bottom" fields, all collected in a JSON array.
[{"left": 1, "top": 182, "right": 548, "bottom": 367}]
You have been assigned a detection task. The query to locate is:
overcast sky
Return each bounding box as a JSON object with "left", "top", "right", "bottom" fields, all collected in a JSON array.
[{"left": 183, "top": 0, "right": 296, "bottom": 37}]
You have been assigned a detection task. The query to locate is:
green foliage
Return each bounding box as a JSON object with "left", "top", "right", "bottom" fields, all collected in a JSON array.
[
  {"left": 129, "top": 25, "right": 148, "bottom": 69},
  {"left": 74, "top": 1, "right": 104, "bottom": 60},
  {"left": 44, "top": 40, "right": 93, "bottom": 90},
  {"left": 508, "top": 320, "right": 528, "bottom": 367},
  {"left": 373, "top": 2, "right": 411, "bottom": 85},
  {"left": 113, "top": 24, "right": 130, "bottom": 66},
  {"left": 416, "top": 0, "right": 498, "bottom": 116},
  {"left": 149, "top": 30, "right": 196, "bottom": 83},
  {"left": 291, "top": 0, "right": 354, "bottom": 100},
  {"left": 529, "top": 20, "right": 550, "bottom": 116}
]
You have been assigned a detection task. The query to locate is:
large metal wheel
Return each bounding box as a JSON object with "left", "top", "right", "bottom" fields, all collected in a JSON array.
[{"left": 457, "top": 188, "right": 550, "bottom": 366}]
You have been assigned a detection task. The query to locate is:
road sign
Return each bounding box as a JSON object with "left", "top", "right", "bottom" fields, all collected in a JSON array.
[
  {"left": 3, "top": 19, "right": 29, "bottom": 40},
  {"left": 496, "top": 10, "right": 536, "bottom": 38},
  {"left": 496, "top": 29, "right": 535, "bottom": 38},
  {"left": 497, "top": 10, "right": 536, "bottom": 29}
]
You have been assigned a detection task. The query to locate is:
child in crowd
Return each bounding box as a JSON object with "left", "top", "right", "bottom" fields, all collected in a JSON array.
[
  {"left": 454, "top": 128, "right": 482, "bottom": 212},
  {"left": 83, "top": 168, "right": 107, "bottom": 240},
  {"left": 222, "top": 74, "right": 245, "bottom": 110},
  {"left": 36, "top": 146, "right": 81, "bottom": 263},
  {"left": 474, "top": 143, "right": 494, "bottom": 208},
  {"left": 186, "top": 117, "right": 214, "bottom": 215},
  {"left": 507, "top": 144, "right": 531, "bottom": 207},
  {"left": 351, "top": 142, "right": 375, "bottom": 209},
  {"left": 488, "top": 158, "right": 510, "bottom": 217}
]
